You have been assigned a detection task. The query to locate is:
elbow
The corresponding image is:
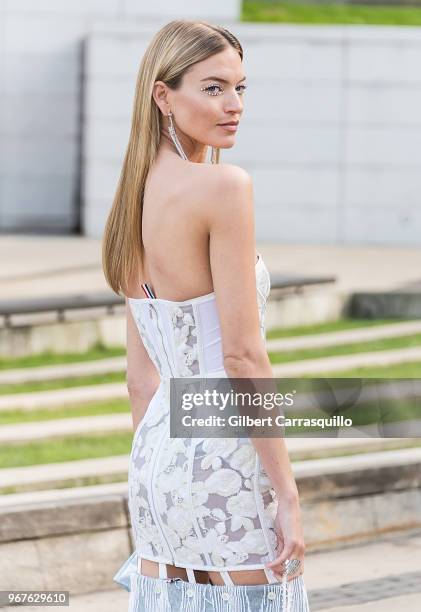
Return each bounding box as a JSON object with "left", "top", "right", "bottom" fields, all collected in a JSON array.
[
  {"left": 127, "top": 374, "right": 161, "bottom": 398},
  {"left": 127, "top": 380, "right": 149, "bottom": 398},
  {"left": 127, "top": 382, "right": 140, "bottom": 398},
  {"left": 223, "top": 347, "right": 268, "bottom": 374}
]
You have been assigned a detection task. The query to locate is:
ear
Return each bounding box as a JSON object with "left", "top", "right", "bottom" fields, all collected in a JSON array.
[{"left": 152, "top": 81, "right": 170, "bottom": 116}]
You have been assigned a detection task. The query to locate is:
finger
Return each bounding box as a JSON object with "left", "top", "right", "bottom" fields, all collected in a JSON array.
[
  {"left": 266, "top": 547, "right": 304, "bottom": 579},
  {"left": 273, "top": 536, "right": 284, "bottom": 557},
  {"left": 271, "top": 563, "right": 304, "bottom": 583},
  {"left": 270, "top": 564, "right": 300, "bottom": 580},
  {"left": 282, "top": 570, "right": 304, "bottom": 583},
  {"left": 265, "top": 543, "right": 294, "bottom": 569}
]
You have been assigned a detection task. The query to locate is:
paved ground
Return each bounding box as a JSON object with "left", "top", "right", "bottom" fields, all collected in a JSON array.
[
  {"left": 304, "top": 529, "right": 421, "bottom": 610},
  {"left": 2, "top": 530, "right": 420, "bottom": 611},
  {"left": 2, "top": 235, "right": 421, "bottom": 300}
]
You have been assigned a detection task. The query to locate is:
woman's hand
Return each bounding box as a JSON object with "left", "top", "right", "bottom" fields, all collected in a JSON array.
[{"left": 265, "top": 495, "right": 306, "bottom": 582}]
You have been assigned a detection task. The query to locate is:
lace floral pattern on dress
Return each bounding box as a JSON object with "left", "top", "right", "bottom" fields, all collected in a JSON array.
[
  {"left": 171, "top": 305, "right": 199, "bottom": 376},
  {"left": 128, "top": 401, "right": 172, "bottom": 560},
  {"left": 187, "top": 438, "right": 276, "bottom": 568},
  {"left": 127, "top": 258, "right": 281, "bottom": 570},
  {"left": 130, "top": 303, "right": 164, "bottom": 377},
  {"left": 153, "top": 437, "right": 211, "bottom": 565}
]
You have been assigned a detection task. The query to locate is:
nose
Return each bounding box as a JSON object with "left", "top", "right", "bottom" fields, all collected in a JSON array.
[{"left": 224, "top": 89, "right": 243, "bottom": 114}]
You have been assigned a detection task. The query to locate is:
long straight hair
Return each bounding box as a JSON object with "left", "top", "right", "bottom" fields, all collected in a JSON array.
[{"left": 102, "top": 19, "right": 243, "bottom": 296}]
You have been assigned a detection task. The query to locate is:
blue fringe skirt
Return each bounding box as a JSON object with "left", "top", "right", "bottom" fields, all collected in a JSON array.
[{"left": 113, "top": 552, "right": 311, "bottom": 611}]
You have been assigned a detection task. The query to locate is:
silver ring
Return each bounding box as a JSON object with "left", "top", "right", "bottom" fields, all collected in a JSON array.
[{"left": 284, "top": 559, "right": 301, "bottom": 575}]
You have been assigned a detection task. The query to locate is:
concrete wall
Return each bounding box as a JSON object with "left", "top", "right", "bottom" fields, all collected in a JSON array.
[
  {"left": 2, "top": 4, "right": 421, "bottom": 245},
  {"left": 0, "top": 1, "right": 239, "bottom": 232},
  {"left": 0, "top": 289, "right": 346, "bottom": 358},
  {"left": 83, "top": 23, "right": 421, "bottom": 246}
]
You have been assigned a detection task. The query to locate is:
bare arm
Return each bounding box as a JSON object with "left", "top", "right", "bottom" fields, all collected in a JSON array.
[
  {"left": 204, "top": 164, "right": 299, "bottom": 502},
  {"left": 126, "top": 298, "right": 161, "bottom": 432},
  {"left": 204, "top": 164, "right": 305, "bottom": 579}
]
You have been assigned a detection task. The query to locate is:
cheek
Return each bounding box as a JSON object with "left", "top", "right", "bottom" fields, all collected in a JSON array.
[{"left": 179, "top": 93, "right": 220, "bottom": 123}]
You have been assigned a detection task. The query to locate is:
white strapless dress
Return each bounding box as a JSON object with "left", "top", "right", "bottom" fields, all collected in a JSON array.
[{"left": 113, "top": 253, "right": 310, "bottom": 610}]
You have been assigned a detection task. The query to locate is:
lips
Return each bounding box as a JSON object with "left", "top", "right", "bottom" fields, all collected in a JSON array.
[{"left": 218, "top": 121, "right": 239, "bottom": 126}]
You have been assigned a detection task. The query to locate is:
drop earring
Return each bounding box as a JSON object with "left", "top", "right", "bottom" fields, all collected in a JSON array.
[
  {"left": 211, "top": 147, "right": 218, "bottom": 164},
  {"left": 167, "top": 111, "right": 188, "bottom": 161}
]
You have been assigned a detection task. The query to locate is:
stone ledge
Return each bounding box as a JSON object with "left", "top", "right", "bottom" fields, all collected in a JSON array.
[
  {"left": 0, "top": 453, "right": 420, "bottom": 594},
  {"left": 1, "top": 449, "right": 419, "bottom": 544},
  {"left": 0, "top": 528, "right": 131, "bottom": 594},
  {"left": 294, "top": 448, "right": 421, "bottom": 502},
  {"left": 0, "top": 490, "right": 128, "bottom": 544}
]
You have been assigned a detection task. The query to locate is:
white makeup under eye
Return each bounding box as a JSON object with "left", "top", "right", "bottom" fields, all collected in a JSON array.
[{"left": 200, "top": 83, "right": 248, "bottom": 96}]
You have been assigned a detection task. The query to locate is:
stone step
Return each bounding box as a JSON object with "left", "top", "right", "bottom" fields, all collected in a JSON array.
[
  {"left": 0, "top": 457, "right": 130, "bottom": 495},
  {"left": 0, "top": 356, "right": 125, "bottom": 385},
  {"left": 1, "top": 446, "right": 419, "bottom": 508},
  {"left": 1, "top": 441, "right": 419, "bottom": 495},
  {"left": 0, "top": 412, "right": 133, "bottom": 444},
  {"left": 267, "top": 319, "right": 421, "bottom": 352},
  {"left": 2, "top": 320, "right": 421, "bottom": 386},
  {"left": 0, "top": 382, "right": 127, "bottom": 411},
  {"left": 293, "top": 446, "right": 421, "bottom": 479},
  {"left": 2, "top": 402, "right": 420, "bottom": 448},
  {"left": 1, "top": 450, "right": 420, "bottom": 601},
  {"left": 272, "top": 345, "right": 421, "bottom": 376},
  {"left": 0, "top": 481, "right": 128, "bottom": 508},
  {"left": 2, "top": 345, "right": 421, "bottom": 411}
]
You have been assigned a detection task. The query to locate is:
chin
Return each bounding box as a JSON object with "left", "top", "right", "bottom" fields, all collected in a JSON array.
[{"left": 216, "top": 140, "right": 236, "bottom": 150}]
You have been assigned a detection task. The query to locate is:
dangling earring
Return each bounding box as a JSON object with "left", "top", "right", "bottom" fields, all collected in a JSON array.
[
  {"left": 167, "top": 111, "right": 188, "bottom": 160},
  {"left": 211, "top": 147, "right": 218, "bottom": 165}
]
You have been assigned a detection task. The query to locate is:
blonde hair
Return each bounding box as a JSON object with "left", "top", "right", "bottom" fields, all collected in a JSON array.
[{"left": 102, "top": 19, "right": 243, "bottom": 296}]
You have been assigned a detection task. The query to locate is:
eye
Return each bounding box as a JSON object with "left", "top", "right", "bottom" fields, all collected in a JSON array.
[
  {"left": 201, "top": 83, "right": 248, "bottom": 96},
  {"left": 202, "top": 84, "right": 223, "bottom": 96}
]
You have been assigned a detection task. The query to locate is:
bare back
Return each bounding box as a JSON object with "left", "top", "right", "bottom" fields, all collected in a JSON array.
[{"left": 136, "top": 155, "right": 257, "bottom": 301}]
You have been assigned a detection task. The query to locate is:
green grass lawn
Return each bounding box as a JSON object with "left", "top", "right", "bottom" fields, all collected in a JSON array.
[
  {"left": 266, "top": 318, "right": 412, "bottom": 340},
  {"left": 307, "top": 360, "right": 421, "bottom": 378},
  {"left": 0, "top": 399, "right": 130, "bottom": 426},
  {"left": 1, "top": 398, "right": 418, "bottom": 469},
  {"left": 2, "top": 327, "right": 420, "bottom": 394},
  {"left": 1, "top": 473, "right": 129, "bottom": 495},
  {"left": 0, "top": 370, "right": 126, "bottom": 395},
  {"left": 0, "top": 343, "right": 125, "bottom": 371},
  {"left": 290, "top": 438, "right": 421, "bottom": 461},
  {"left": 242, "top": 1, "right": 421, "bottom": 25},
  {"left": 0, "top": 432, "right": 133, "bottom": 469},
  {"left": 286, "top": 398, "right": 421, "bottom": 425},
  {"left": 268, "top": 332, "right": 421, "bottom": 364},
  {"left": 1, "top": 320, "right": 415, "bottom": 373}
]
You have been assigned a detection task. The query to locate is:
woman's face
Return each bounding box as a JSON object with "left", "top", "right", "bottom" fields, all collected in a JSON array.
[{"left": 155, "top": 46, "right": 246, "bottom": 158}]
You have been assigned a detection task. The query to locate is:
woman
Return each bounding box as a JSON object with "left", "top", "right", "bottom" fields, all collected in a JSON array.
[{"left": 103, "top": 19, "right": 311, "bottom": 612}]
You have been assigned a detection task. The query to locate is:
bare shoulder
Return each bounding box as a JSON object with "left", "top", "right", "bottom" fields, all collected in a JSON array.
[
  {"left": 199, "top": 162, "right": 252, "bottom": 192},
  {"left": 189, "top": 162, "right": 254, "bottom": 228}
]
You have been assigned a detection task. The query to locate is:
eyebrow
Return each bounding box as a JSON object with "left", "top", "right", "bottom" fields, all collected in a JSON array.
[{"left": 200, "top": 75, "right": 247, "bottom": 84}]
